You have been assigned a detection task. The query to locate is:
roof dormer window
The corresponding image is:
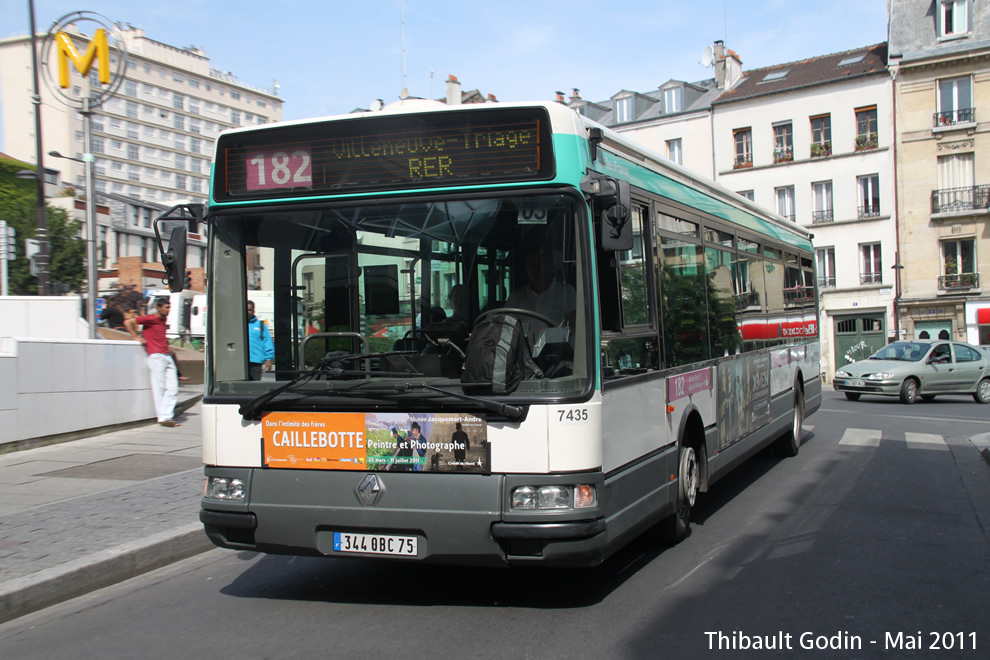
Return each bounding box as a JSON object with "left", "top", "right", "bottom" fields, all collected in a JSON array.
[
  {"left": 837, "top": 53, "right": 866, "bottom": 66},
  {"left": 663, "top": 87, "right": 682, "bottom": 113},
  {"left": 614, "top": 96, "right": 633, "bottom": 123},
  {"left": 940, "top": 0, "right": 969, "bottom": 38},
  {"left": 759, "top": 70, "right": 789, "bottom": 84}
]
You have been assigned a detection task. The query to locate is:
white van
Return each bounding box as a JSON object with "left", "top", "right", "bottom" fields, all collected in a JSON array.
[{"left": 145, "top": 289, "right": 204, "bottom": 340}]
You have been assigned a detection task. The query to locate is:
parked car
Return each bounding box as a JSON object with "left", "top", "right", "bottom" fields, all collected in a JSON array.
[{"left": 834, "top": 340, "right": 990, "bottom": 404}]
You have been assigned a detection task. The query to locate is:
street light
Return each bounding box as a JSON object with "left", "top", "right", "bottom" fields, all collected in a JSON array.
[
  {"left": 49, "top": 150, "right": 98, "bottom": 340},
  {"left": 891, "top": 260, "right": 905, "bottom": 342},
  {"left": 26, "top": 0, "right": 49, "bottom": 297}
]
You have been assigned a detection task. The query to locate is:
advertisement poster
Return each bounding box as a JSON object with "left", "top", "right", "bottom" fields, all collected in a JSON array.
[
  {"left": 262, "top": 411, "right": 489, "bottom": 473},
  {"left": 716, "top": 353, "right": 771, "bottom": 450}
]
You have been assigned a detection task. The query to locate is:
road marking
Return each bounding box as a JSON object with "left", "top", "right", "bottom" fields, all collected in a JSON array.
[
  {"left": 838, "top": 428, "right": 882, "bottom": 447},
  {"left": 905, "top": 432, "right": 948, "bottom": 451}
]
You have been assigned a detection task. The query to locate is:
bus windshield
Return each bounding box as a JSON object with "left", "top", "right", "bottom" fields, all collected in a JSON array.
[{"left": 209, "top": 191, "right": 591, "bottom": 402}]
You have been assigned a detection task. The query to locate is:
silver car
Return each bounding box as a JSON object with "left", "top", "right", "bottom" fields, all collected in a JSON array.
[{"left": 834, "top": 340, "right": 990, "bottom": 404}]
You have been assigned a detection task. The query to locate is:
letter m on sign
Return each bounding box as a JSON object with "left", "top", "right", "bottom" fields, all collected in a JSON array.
[{"left": 55, "top": 29, "right": 110, "bottom": 88}]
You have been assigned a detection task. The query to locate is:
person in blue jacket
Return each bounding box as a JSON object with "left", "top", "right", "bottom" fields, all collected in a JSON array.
[{"left": 247, "top": 300, "right": 274, "bottom": 380}]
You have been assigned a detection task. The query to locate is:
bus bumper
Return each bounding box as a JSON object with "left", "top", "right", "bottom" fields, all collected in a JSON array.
[{"left": 200, "top": 467, "right": 611, "bottom": 567}]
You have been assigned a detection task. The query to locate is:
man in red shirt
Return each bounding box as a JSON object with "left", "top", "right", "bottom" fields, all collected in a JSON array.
[{"left": 125, "top": 300, "right": 180, "bottom": 427}]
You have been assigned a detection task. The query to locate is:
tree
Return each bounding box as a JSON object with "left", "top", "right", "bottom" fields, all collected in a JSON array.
[{"left": 0, "top": 157, "right": 86, "bottom": 295}]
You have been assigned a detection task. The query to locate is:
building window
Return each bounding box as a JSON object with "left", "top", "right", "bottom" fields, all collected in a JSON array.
[
  {"left": 175, "top": 154, "right": 186, "bottom": 170},
  {"left": 666, "top": 138, "right": 682, "bottom": 165},
  {"left": 190, "top": 138, "right": 201, "bottom": 154},
  {"left": 125, "top": 101, "right": 138, "bottom": 118},
  {"left": 191, "top": 178, "right": 202, "bottom": 193},
  {"left": 663, "top": 87, "right": 681, "bottom": 113},
  {"left": 858, "top": 175, "right": 881, "bottom": 217},
  {"left": 775, "top": 186, "right": 795, "bottom": 221},
  {"left": 733, "top": 128, "right": 752, "bottom": 168},
  {"left": 127, "top": 144, "right": 139, "bottom": 160},
  {"left": 124, "top": 81, "right": 137, "bottom": 98},
  {"left": 175, "top": 175, "right": 187, "bottom": 190},
  {"left": 812, "top": 181, "right": 833, "bottom": 223},
  {"left": 738, "top": 190, "right": 755, "bottom": 201},
  {"left": 614, "top": 97, "right": 633, "bottom": 123},
  {"left": 188, "top": 78, "right": 199, "bottom": 89},
  {"left": 173, "top": 94, "right": 185, "bottom": 111},
  {"left": 231, "top": 91, "right": 241, "bottom": 100},
  {"left": 173, "top": 115, "right": 185, "bottom": 130},
  {"left": 126, "top": 122, "right": 139, "bottom": 139},
  {"left": 810, "top": 115, "right": 831, "bottom": 157},
  {"left": 816, "top": 248, "right": 836, "bottom": 288},
  {"left": 128, "top": 166, "right": 140, "bottom": 182},
  {"left": 936, "top": 77, "right": 974, "bottom": 125},
  {"left": 142, "top": 208, "right": 152, "bottom": 228},
  {"left": 940, "top": 0, "right": 969, "bottom": 37},
  {"left": 934, "top": 153, "right": 976, "bottom": 212},
  {"left": 91, "top": 138, "right": 105, "bottom": 154},
  {"left": 860, "top": 243, "right": 882, "bottom": 285},
  {"left": 230, "top": 110, "right": 240, "bottom": 125},
  {"left": 773, "top": 122, "right": 793, "bottom": 163},
  {"left": 940, "top": 238, "right": 977, "bottom": 289},
  {"left": 855, "top": 106, "right": 878, "bottom": 150}
]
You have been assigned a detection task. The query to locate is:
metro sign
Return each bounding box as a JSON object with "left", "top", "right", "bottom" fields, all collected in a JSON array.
[{"left": 40, "top": 12, "right": 127, "bottom": 109}]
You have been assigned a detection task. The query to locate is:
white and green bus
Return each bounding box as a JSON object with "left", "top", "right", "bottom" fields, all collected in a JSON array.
[{"left": 164, "top": 99, "right": 820, "bottom": 567}]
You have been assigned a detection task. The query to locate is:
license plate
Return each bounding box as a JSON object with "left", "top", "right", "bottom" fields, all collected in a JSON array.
[
  {"left": 849, "top": 379, "right": 865, "bottom": 388},
  {"left": 333, "top": 532, "right": 418, "bottom": 556}
]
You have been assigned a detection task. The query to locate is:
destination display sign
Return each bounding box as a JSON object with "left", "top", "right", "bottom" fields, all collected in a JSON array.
[{"left": 215, "top": 107, "right": 554, "bottom": 200}]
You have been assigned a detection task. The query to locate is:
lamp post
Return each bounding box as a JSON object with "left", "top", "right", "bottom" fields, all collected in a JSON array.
[
  {"left": 27, "top": 0, "right": 49, "bottom": 296},
  {"left": 49, "top": 150, "right": 98, "bottom": 339},
  {"left": 891, "top": 259, "right": 905, "bottom": 342}
]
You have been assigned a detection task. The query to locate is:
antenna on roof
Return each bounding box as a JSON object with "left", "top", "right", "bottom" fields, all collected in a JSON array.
[{"left": 701, "top": 45, "right": 714, "bottom": 68}]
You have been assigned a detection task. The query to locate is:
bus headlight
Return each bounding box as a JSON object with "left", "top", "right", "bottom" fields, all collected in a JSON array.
[
  {"left": 510, "top": 485, "right": 597, "bottom": 510},
  {"left": 205, "top": 477, "right": 246, "bottom": 501}
]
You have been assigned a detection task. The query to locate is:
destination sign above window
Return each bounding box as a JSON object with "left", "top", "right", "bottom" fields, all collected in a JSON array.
[{"left": 214, "top": 107, "right": 554, "bottom": 200}]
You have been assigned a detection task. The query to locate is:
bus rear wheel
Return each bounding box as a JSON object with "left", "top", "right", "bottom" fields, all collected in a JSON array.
[
  {"left": 663, "top": 443, "right": 700, "bottom": 544},
  {"left": 775, "top": 387, "right": 804, "bottom": 457}
]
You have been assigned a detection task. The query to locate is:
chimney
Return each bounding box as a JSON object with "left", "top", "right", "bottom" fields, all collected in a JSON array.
[
  {"left": 487, "top": 93, "right": 498, "bottom": 102},
  {"left": 569, "top": 88, "right": 582, "bottom": 103},
  {"left": 555, "top": 91, "right": 566, "bottom": 104},
  {"left": 446, "top": 74, "right": 462, "bottom": 105},
  {"left": 725, "top": 48, "right": 743, "bottom": 89},
  {"left": 713, "top": 40, "right": 727, "bottom": 89}
]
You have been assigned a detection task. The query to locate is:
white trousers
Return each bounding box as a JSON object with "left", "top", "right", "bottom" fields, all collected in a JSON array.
[{"left": 148, "top": 353, "right": 178, "bottom": 422}]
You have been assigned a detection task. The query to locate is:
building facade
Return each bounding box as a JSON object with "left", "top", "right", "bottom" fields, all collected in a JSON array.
[
  {"left": 0, "top": 23, "right": 280, "bottom": 294},
  {"left": 889, "top": 0, "right": 990, "bottom": 346},
  {"left": 568, "top": 43, "right": 899, "bottom": 379},
  {"left": 711, "top": 44, "right": 897, "bottom": 378}
]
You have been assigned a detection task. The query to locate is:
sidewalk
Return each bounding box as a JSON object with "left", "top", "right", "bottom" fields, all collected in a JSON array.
[{"left": 0, "top": 388, "right": 211, "bottom": 624}]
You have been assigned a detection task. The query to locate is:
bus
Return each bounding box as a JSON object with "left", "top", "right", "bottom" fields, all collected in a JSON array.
[{"left": 162, "top": 99, "right": 821, "bottom": 567}]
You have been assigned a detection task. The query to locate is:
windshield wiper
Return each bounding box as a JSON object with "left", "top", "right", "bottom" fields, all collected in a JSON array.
[
  {"left": 399, "top": 382, "right": 526, "bottom": 421},
  {"left": 238, "top": 354, "right": 424, "bottom": 419}
]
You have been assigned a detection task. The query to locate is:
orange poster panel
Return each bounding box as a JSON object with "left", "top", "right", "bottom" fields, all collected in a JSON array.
[{"left": 262, "top": 412, "right": 368, "bottom": 470}]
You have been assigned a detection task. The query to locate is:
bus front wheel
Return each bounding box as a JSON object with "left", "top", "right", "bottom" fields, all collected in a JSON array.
[{"left": 663, "top": 443, "right": 701, "bottom": 544}]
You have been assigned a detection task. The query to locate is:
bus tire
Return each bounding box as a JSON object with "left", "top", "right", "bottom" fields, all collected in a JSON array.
[
  {"left": 663, "top": 441, "right": 701, "bottom": 544},
  {"left": 775, "top": 385, "right": 804, "bottom": 457}
]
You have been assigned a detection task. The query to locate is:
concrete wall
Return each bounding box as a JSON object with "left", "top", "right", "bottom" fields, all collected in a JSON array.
[{"left": 0, "top": 297, "right": 154, "bottom": 445}]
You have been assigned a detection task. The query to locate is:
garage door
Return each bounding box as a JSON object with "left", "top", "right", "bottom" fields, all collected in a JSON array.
[{"left": 834, "top": 314, "right": 886, "bottom": 373}]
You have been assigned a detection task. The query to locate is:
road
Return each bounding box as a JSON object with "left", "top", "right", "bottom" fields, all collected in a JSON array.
[{"left": 1, "top": 391, "right": 988, "bottom": 659}]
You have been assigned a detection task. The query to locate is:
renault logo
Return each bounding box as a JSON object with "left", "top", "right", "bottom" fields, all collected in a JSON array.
[{"left": 357, "top": 474, "right": 382, "bottom": 506}]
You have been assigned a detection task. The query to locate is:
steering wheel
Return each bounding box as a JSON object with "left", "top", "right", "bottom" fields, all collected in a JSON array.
[{"left": 474, "top": 307, "right": 556, "bottom": 329}]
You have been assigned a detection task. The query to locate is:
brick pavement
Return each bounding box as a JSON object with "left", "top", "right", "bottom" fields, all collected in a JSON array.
[{"left": 0, "top": 394, "right": 213, "bottom": 624}]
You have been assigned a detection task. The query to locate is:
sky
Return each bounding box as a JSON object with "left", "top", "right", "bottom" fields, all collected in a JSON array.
[{"left": 0, "top": 0, "right": 889, "bottom": 151}]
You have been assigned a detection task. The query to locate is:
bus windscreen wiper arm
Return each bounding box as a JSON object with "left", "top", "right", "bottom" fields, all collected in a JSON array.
[{"left": 400, "top": 382, "right": 525, "bottom": 421}]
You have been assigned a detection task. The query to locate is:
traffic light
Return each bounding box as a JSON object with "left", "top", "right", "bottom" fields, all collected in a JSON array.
[{"left": 184, "top": 270, "right": 192, "bottom": 289}]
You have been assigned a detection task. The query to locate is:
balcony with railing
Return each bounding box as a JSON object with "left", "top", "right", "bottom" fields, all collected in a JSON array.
[
  {"left": 933, "top": 107, "right": 975, "bottom": 127},
  {"left": 818, "top": 276, "right": 836, "bottom": 289},
  {"left": 938, "top": 272, "right": 980, "bottom": 291},
  {"left": 860, "top": 273, "right": 883, "bottom": 285},
  {"left": 858, "top": 204, "right": 881, "bottom": 218},
  {"left": 773, "top": 147, "right": 793, "bottom": 164},
  {"left": 812, "top": 210, "right": 834, "bottom": 224},
  {"left": 930, "top": 185, "right": 990, "bottom": 214}
]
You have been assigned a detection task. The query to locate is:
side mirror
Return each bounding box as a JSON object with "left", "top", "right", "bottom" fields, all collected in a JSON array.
[
  {"left": 582, "top": 174, "right": 633, "bottom": 251},
  {"left": 601, "top": 178, "right": 632, "bottom": 251},
  {"left": 162, "top": 226, "right": 188, "bottom": 293}
]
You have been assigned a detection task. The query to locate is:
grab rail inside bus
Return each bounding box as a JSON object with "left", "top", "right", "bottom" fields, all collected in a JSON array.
[{"left": 299, "top": 332, "right": 371, "bottom": 376}]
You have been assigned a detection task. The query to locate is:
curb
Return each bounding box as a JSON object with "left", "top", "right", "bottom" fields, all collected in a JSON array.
[
  {"left": 0, "top": 523, "right": 214, "bottom": 625},
  {"left": 971, "top": 433, "right": 990, "bottom": 467}
]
